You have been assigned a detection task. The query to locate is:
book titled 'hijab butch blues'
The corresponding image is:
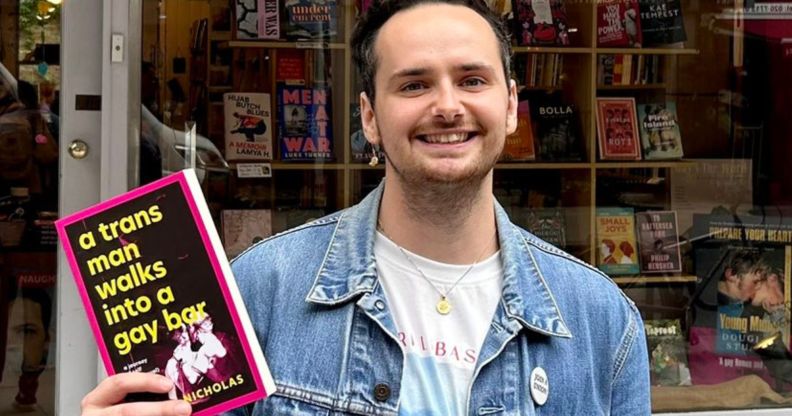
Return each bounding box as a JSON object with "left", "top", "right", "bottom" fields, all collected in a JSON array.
[{"left": 55, "top": 169, "right": 275, "bottom": 415}]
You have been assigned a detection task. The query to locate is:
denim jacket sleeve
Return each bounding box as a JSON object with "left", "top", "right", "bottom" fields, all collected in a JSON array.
[{"left": 611, "top": 304, "right": 651, "bottom": 415}]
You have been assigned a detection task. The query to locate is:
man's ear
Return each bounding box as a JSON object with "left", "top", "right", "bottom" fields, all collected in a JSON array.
[
  {"left": 360, "top": 92, "right": 379, "bottom": 146},
  {"left": 505, "top": 79, "right": 518, "bottom": 135}
]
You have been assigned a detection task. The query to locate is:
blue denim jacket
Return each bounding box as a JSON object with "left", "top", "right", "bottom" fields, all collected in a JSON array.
[{"left": 227, "top": 183, "right": 650, "bottom": 415}]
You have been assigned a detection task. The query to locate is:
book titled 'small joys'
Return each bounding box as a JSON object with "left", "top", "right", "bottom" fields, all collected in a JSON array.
[{"left": 55, "top": 169, "right": 275, "bottom": 415}]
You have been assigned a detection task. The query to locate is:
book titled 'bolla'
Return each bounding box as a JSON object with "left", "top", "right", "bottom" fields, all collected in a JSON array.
[{"left": 55, "top": 169, "right": 275, "bottom": 415}]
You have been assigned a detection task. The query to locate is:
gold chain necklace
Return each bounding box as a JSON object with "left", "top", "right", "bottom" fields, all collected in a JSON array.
[{"left": 378, "top": 222, "right": 493, "bottom": 315}]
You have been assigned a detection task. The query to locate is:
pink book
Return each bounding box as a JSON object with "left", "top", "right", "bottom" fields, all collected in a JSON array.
[{"left": 55, "top": 169, "right": 275, "bottom": 415}]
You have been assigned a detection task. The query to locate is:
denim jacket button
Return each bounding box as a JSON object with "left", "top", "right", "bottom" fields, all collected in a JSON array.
[
  {"left": 374, "top": 300, "right": 386, "bottom": 311},
  {"left": 374, "top": 383, "right": 391, "bottom": 401}
]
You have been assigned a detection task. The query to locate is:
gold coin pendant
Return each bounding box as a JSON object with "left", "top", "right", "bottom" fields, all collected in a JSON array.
[{"left": 436, "top": 297, "right": 452, "bottom": 315}]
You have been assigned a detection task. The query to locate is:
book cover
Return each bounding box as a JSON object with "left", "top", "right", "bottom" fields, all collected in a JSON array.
[
  {"left": 511, "top": 0, "right": 570, "bottom": 46},
  {"left": 221, "top": 210, "right": 272, "bottom": 258},
  {"left": 597, "top": 0, "right": 642, "bottom": 47},
  {"left": 275, "top": 49, "right": 306, "bottom": 84},
  {"left": 500, "top": 100, "right": 536, "bottom": 161},
  {"left": 525, "top": 207, "right": 566, "bottom": 248},
  {"left": 596, "top": 97, "right": 641, "bottom": 160},
  {"left": 256, "top": 0, "right": 280, "bottom": 40},
  {"left": 644, "top": 319, "right": 690, "bottom": 386},
  {"left": 350, "top": 104, "right": 384, "bottom": 164},
  {"left": 637, "top": 101, "right": 683, "bottom": 160},
  {"left": 528, "top": 92, "right": 583, "bottom": 161},
  {"left": 224, "top": 93, "right": 273, "bottom": 161},
  {"left": 637, "top": 0, "right": 686, "bottom": 46},
  {"left": 54, "top": 170, "right": 276, "bottom": 414},
  {"left": 636, "top": 210, "right": 682, "bottom": 273},
  {"left": 688, "top": 214, "right": 792, "bottom": 388},
  {"left": 235, "top": 0, "right": 259, "bottom": 39},
  {"left": 596, "top": 207, "right": 639, "bottom": 275},
  {"left": 283, "top": 0, "right": 338, "bottom": 40},
  {"left": 277, "top": 84, "right": 334, "bottom": 161}
]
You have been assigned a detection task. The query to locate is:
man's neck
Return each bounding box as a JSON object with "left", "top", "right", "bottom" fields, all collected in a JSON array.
[{"left": 377, "top": 175, "right": 498, "bottom": 265}]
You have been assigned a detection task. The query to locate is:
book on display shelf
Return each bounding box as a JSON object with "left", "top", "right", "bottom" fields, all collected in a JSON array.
[
  {"left": 644, "top": 319, "right": 691, "bottom": 386},
  {"left": 596, "top": 97, "right": 641, "bottom": 160},
  {"left": 221, "top": 209, "right": 273, "bottom": 259},
  {"left": 635, "top": 210, "right": 682, "bottom": 274},
  {"left": 637, "top": 0, "right": 686, "bottom": 46},
  {"left": 637, "top": 101, "right": 683, "bottom": 160},
  {"left": 500, "top": 100, "right": 536, "bottom": 161},
  {"left": 596, "top": 207, "right": 639, "bottom": 275},
  {"left": 224, "top": 92, "right": 273, "bottom": 161},
  {"left": 511, "top": 0, "right": 571, "bottom": 46},
  {"left": 688, "top": 213, "right": 792, "bottom": 389},
  {"left": 277, "top": 83, "right": 334, "bottom": 161},
  {"left": 597, "top": 0, "right": 642, "bottom": 47},
  {"left": 55, "top": 170, "right": 275, "bottom": 415}
]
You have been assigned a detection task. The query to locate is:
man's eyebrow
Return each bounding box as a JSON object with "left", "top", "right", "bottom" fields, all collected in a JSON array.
[
  {"left": 391, "top": 67, "right": 429, "bottom": 78},
  {"left": 390, "top": 63, "right": 495, "bottom": 79},
  {"left": 457, "top": 62, "right": 495, "bottom": 72}
]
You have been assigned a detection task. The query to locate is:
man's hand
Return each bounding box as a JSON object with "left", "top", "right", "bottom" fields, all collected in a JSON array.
[{"left": 81, "top": 373, "right": 192, "bottom": 416}]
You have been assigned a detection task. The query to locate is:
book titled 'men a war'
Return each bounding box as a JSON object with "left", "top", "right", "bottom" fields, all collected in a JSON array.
[{"left": 55, "top": 169, "right": 275, "bottom": 415}]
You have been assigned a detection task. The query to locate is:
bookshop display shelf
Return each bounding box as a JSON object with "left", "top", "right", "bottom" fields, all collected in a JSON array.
[{"left": 203, "top": 0, "right": 712, "bottom": 283}]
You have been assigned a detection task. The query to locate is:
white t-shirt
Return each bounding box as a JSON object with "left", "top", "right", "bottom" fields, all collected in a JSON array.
[{"left": 374, "top": 231, "right": 503, "bottom": 415}]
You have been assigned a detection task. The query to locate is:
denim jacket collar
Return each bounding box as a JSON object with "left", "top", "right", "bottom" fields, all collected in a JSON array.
[{"left": 306, "top": 181, "right": 572, "bottom": 338}]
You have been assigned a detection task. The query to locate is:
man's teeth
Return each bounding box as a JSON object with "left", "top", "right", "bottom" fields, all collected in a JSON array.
[{"left": 422, "top": 133, "right": 469, "bottom": 143}]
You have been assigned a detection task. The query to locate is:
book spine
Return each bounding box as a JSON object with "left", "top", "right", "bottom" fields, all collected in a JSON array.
[{"left": 258, "top": 0, "right": 280, "bottom": 40}]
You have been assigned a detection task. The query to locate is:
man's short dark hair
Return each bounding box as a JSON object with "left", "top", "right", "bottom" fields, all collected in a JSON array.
[
  {"left": 726, "top": 250, "right": 762, "bottom": 280},
  {"left": 351, "top": 0, "right": 512, "bottom": 107}
]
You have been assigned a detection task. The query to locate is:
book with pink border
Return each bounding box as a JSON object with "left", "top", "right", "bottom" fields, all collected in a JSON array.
[{"left": 55, "top": 169, "right": 275, "bottom": 415}]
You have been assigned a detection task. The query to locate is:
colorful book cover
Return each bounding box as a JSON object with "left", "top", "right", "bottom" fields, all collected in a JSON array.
[
  {"left": 221, "top": 210, "right": 272, "bottom": 258},
  {"left": 235, "top": 0, "right": 259, "bottom": 39},
  {"left": 224, "top": 93, "right": 273, "bottom": 161},
  {"left": 533, "top": 100, "right": 583, "bottom": 162},
  {"left": 277, "top": 84, "right": 334, "bottom": 161},
  {"left": 644, "top": 319, "right": 690, "bottom": 386},
  {"left": 637, "top": 101, "right": 683, "bottom": 160},
  {"left": 636, "top": 210, "right": 682, "bottom": 273},
  {"left": 597, "top": 0, "right": 642, "bottom": 47},
  {"left": 511, "top": 0, "right": 570, "bottom": 46},
  {"left": 256, "top": 0, "right": 280, "bottom": 39},
  {"left": 688, "top": 213, "right": 792, "bottom": 388},
  {"left": 596, "top": 207, "right": 639, "bottom": 275},
  {"left": 54, "top": 170, "right": 276, "bottom": 415},
  {"left": 500, "top": 100, "right": 536, "bottom": 161},
  {"left": 283, "top": 0, "right": 338, "bottom": 40},
  {"left": 637, "top": 0, "right": 686, "bottom": 46},
  {"left": 596, "top": 97, "right": 641, "bottom": 160},
  {"left": 525, "top": 207, "right": 566, "bottom": 248}
]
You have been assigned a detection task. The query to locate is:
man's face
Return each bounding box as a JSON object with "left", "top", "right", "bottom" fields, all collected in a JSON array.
[{"left": 360, "top": 3, "right": 517, "bottom": 186}]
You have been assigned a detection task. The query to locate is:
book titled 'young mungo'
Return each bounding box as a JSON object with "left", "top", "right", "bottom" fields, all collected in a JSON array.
[{"left": 55, "top": 170, "right": 275, "bottom": 415}]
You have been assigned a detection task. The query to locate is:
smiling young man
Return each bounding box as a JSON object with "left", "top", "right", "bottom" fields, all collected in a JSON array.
[{"left": 80, "top": 1, "right": 649, "bottom": 415}]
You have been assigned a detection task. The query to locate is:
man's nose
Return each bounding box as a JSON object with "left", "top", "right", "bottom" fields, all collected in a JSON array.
[{"left": 431, "top": 82, "right": 464, "bottom": 123}]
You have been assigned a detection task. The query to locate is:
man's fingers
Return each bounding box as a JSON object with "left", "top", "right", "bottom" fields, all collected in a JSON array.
[
  {"left": 82, "top": 373, "right": 173, "bottom": 408},
  {"left": 101, "top": 400, "right": 191, "bottom": 416}
]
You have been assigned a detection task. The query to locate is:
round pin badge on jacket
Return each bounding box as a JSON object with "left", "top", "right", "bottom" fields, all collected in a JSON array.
[{"left": 530, "top": 367, "right": 549, "bottom": 406}]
